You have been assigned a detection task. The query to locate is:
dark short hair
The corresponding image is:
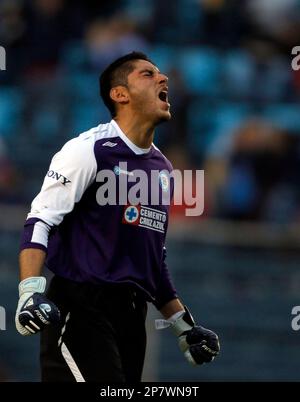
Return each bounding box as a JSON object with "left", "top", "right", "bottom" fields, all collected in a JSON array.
[{"left": 99, "top": 51, "right": 154, "bottom": 117}]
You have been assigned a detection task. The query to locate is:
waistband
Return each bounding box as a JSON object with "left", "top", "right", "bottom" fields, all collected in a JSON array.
[{"left": 52, "top": 275, "right": 147, "bottom": 302}]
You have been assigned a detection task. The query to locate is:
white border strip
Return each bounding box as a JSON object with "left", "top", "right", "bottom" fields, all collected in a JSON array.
[
  {"left": 31, "top": 221, "right": 50, "bottom": 247},
  {"left": 61, "top": 342, "right": 85, "bottom": 382}
]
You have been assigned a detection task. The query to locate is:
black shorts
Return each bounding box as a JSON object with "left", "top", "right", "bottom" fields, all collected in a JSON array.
[{"left": 40, "top": 275, "right": 148, "bottom": 382}]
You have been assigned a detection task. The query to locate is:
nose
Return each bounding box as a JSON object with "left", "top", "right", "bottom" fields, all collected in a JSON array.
[{"left": 158, "top": 73, "right": 168, "bottom": 84}]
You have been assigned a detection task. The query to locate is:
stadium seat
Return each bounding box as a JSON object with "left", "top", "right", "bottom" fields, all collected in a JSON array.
[
  {"left": 148, "top": 45, "right": 176, "bottom": 74},
  {"left": 187, "top": 100, "right": 251, "bottom": 154},
  {"left": 31, "top": 107, "right": 62, "bottom": 140},
  {"left": 60, "top": 40, "right": 88, "bottom": 71},
  {"left": 0, "top": 88, "right": 23, "bottom": 137},
  {"left": 173, "top": 0, "right": 203, "bottom": 43},
  {"left": 70, "top": 102, "right": 109, "bottom": 135},
  {"left": 178, "top": 47, "right": 221, "bottom": 95},
  {"left": 213, "top": 101, "right": 251, "bottom": 137},
  {"left": 263, "top": 103, "right": 300, "bottom": 133},
  {"left": 257, "top": 57, "right": 291, "bottom": 102},
  {"left": 222, "top": 49, "right": 255, "bottom": 99},
  {"left": 67, "top": 72, "right": 100, "bottom": 102},
  {"left": 123, "top": 0, "right": 154, "bottom": 24}
]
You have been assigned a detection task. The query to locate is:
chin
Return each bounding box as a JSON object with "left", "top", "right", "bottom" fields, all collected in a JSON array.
[{"left": 156, "top": 110, "right": 171, "bottom": 125}]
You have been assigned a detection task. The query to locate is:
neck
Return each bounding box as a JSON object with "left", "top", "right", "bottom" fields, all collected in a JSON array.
[{"left": 114, "top": 113, "right": 155, "bottom": 149}]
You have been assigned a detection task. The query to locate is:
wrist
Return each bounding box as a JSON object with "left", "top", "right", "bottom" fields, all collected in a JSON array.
[
  {"left": 19, "top": 276, "right": 46, "bottom": 297},
  {"left": 155, "top": 306, "right": 195, "bottom": 336},
  {"left": 166, "top": 310, "right": 185, "bottom": 322},
  {"left": 170, "top": 311, "right": 194, "bottom": 337}
]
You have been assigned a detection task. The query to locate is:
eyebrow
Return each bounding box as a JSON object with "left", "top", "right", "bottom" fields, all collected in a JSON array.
[{"left": 139, "top": 67, "right": 160, "bottom": 74}]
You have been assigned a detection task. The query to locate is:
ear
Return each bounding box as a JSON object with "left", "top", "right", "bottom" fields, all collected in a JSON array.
[{"left": 110, "top": 86, "right": 129, "bottom": 106}]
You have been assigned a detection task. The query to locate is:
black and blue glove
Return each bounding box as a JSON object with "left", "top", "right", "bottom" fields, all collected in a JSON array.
[
  {"left": 156, "top": 306, "right": 220, "bottom": 365},
  {"left": 15, "top": 276, "right": 60, "bottom": 335}
]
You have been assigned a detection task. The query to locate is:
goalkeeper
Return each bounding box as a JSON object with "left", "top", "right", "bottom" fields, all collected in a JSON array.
[{"left": 15, "top": 52, "right": 220, "bottom": 382}]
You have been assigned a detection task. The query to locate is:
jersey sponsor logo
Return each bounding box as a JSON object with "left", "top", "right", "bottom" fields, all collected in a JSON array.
[
  {"left": 113, "top": 165, "right": 134, "bottom": 177},
  {"left": 123, "top": 205, "right": 139, "bottom": 224},
  {"left": 102, "top": 141, "right": 118, "bottom": 147},
  {"left": 47, "top": 170, "right": 71, "bottom": 185},
  {"left": 122, "top": 205, "right": 166, "bottom": 233}
]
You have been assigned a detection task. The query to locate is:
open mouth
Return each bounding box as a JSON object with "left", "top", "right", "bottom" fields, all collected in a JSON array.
[{"left": 158, "top": 90, "right": 168, "bottom": 103}]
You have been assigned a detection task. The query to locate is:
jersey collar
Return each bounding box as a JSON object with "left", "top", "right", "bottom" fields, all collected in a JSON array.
[{"left": 111, "top": 120, "right": 152, "bottom": 155}]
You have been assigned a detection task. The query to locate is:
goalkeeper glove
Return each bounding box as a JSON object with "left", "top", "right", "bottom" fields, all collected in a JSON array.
[
  {"left": 15, "top": 276, "right": 60, "bottom": 336},
  {"left": 156, "top": 306, "right": 220, "bottom": 365}
]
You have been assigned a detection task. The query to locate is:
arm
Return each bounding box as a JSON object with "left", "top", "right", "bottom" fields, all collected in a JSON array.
[
  {"left": 19, "top": 248, "right": 46, "bottom": 281},
  {"left": 157, "top": 299, "right": 220, "bottom": 366},
  {"left": 156, "top": 249, "right": 220, "bottom": 366},
  {"left": 16, "top": 135, "right": 97, "bottom": 335},
  {"left": 159, "top": 298, "right": 184, "bottom": 319}
]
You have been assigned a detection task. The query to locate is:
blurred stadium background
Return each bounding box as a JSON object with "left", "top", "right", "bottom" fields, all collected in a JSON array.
[{"left": 1, "top": 0, "right": 300, "bottom": 381}]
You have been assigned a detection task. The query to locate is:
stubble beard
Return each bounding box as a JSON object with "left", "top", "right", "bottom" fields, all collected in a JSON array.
[{"left": 131, "top": 93, "right": 171, "bottom": 126}]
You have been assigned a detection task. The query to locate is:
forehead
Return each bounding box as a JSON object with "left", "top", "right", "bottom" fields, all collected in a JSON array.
[{"left": 131, "top": 59, "right": 159, "bottom": 73}]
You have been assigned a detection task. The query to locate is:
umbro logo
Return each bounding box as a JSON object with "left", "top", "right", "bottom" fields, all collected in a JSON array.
[
  {"left": 113, "top": 165, "right": 134, "bottom": 177},
  {"left": 102, "top": 141, "right": 118, "bottom": 147}
]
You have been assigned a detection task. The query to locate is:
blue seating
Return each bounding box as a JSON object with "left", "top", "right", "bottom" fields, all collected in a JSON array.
[
  {"left": 222, "top": 49, "right": 255, "bottom": 99},
  {"left": 187, "top": 100, "right": 251, "bottom": 154},
  {"left": 31, "top": 107, "right": 62, "bottom": 140},
  {"left": 123, "top": 0, "right": 154, "bottom": 23},
  {"left": 148, "top": 45, "right": 176, "bottom": 74},
  {"left": 67, "top": 72, "right": 100, "bottom": 102},
  {"left": 213, "top": 101, "right": 251, "bottom": 137},
  {"left": 60, "top": 41, "right": 88, "bottom": 71},
  {"left": 257, "top": 57, "right": 291, "bottom": 102},
  {"left": 263, "top": 103, "right": 300, "bottom": 133},
  {"left": 70, "top": 102, "right": 110, "bottom": 135},
  {"left": 179, "top": 47, "right": 221, "bottom": 95},
  {"left": 0, "top": 88, "right": 23, "bottom": 137}
]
